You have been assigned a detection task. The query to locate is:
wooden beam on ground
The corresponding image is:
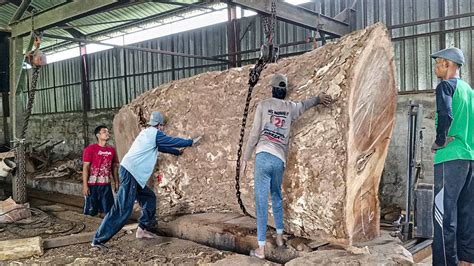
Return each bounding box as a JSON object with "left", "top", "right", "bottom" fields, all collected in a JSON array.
[
  {"left": 229, "top": 0, "right": 350, "bottom": 37},
  {"left": 410, "top": 239, "right": 432, "bottom": 263},
  {"left": 43, "top": 231, "right": 93, "bottom": 249},
  {"left": 0, "top": 151, "right": 14, "bottom": 159},
  {"left": 43, "top": 223, "right": 138, "bottom": 249},
  {"left": 0, "top": 236, "right": 43, "bottom": 260},
  {"left": 10, "top": 0, "right": 122, "bottom": 37}
]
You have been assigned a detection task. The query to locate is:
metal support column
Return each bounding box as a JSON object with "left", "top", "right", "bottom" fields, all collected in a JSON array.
[
  {"left": 170, "top": 38, "right": 176, "bottom": 80},
  {"left": 0, "top": 32, "right": 10, "bottom": 147},
  {"left": 9, "top": 35, "right": 26, "bottom": 203},
  {"left": 402, "top": 101, "right": 422, "bottom": 241},
  {"left": 80, "top": 43, "right": 90, "bottom": 147},
  {"left": 2, "top": 93, "right": 10, "bottom": 146},
  {"left": 439, "top": 0, "right": 446, "bottom": 49},
  {"left": 227, "top": 4, "right": 240, "bottom": 68}
]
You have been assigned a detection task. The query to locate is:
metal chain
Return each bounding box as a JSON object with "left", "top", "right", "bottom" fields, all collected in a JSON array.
[
  {"left": 14, "top": 142, "right": 26, "bottom": 203},
  {"left": 234, "top": 0, "right": 277, "bottom": 216},
  {"left": 21, "top": 67, "right": 40, "bottom": 140},
  {"left": 262, "top": 0, "right": 277, "bottom": 43},
  {"left": 13, "top": 10, "right": 39, "bottom": 204},
  {"left": 235, "top": 59, "right": 266, "bottom": 216},
  {"left": 15, "top": 66, "right": 41, "bottom": 204}
]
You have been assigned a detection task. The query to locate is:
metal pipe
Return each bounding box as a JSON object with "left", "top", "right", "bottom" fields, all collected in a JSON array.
[
  {"left": 392, "top": 26, "right": 474, "bottom": 42},
  {"left": 42, "top": 33, "right": 230, "bottom": 63},
  {"left": 389, "top": 11, "right": 474, "bottom": 30}
]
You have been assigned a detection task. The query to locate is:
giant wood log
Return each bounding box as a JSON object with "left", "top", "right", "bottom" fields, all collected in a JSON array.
[{"left": 113, "top": 23, "right": 397, "bottom": 244}]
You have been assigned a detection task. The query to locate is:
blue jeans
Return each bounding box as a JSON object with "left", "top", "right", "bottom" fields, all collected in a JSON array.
[
  {"left": 92, "top": 166, "right": 157, "bottom": 245},
  {"left": 254, "top": 152, "right": 285, "bottom": 246},
  {"left": 433, "top": 160, "right": 474, "bottom": 266}
]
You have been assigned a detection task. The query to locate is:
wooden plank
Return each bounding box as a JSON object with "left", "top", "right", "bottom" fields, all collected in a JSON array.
[
  {"left": 43, "top": 223, "right": 139, "bottom": 249},
  {"left": 43, "top": 231, "right": 94, "bottom": 249},
  {"left": 0, "top": 151, "right": 15, "bottom": 159},
  {"left": 412, "top": 244, "right": 432, "bottom": 263},
  {"left": 0, "top": 236, "right": 43, "bottom": 260}
]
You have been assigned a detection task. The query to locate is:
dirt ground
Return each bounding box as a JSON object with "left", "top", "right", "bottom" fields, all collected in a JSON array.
[
  {"left": 2, "top": 201, "right": 273, "bottom": 265},
  {"left": 17, "top": 233, "right": 234, "bottom": 265},
  {"left": 0, "top": 202, "right": 100, "bottom": 242}
]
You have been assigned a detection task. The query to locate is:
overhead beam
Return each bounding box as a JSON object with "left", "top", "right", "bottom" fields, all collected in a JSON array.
[
  {"left": 229, "top": 0, "right": 350, "bottom": 37},
  {"left": 9, "top": 0, "right": 32, "bottom": 24},
  {"left": 10, "top": 0, "right": 124, "bottom": 37},
  {"left": 43, "top": 33, "right": 230, "bottom": 63},
  {"left": 63, "top": 28, "right": 84, "bottom": 38},
  {"left": 151, "top": 0, "right": 214, "bottom": 10}
]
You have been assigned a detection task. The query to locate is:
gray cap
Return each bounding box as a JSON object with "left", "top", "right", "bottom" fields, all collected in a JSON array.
[
  {"left": 431, "top": 47, "right": 465, "bottom": 66},
  {"left": 270, "top": 74, "right": 288, "bottom": 89},
  {"left": 148, "top": 111, "right": 164, "bottom": 126}
]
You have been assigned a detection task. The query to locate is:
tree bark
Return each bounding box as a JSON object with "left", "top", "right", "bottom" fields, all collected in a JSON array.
[{"left": 113, "top": 23, "right": 397, "bottom": 244}]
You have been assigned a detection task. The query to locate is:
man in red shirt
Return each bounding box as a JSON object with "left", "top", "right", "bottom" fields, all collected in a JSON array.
[{"left": 82, "top": 125, "right": 119, "bottom": 216}]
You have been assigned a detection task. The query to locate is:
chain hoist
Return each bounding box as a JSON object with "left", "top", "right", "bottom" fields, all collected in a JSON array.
[{"left": 235, "top": 0, "right": 278, "bottom": 216}]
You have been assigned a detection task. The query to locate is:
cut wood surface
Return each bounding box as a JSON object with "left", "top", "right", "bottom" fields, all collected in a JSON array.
[
  {"left": 0, "top": 236, "right": 43, "bottom": 261},
  {"left": 113, "top": 23, "right": 397, "bottom": 244}
]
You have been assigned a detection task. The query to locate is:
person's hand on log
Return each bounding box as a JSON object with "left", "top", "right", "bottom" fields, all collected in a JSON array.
[
  {"left": 317, "top": 92, "right": 332, "bottom": 106},
  {"left": 192, "top": 135, "right": 203, "bottom": 146},
  {"left": 431, "top": 136, "right": 454, "bottom": 153}
]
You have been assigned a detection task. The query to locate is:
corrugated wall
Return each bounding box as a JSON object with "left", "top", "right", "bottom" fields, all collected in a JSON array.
[{"left": 23, "top": 0, "right": 474, "bottom": 114}]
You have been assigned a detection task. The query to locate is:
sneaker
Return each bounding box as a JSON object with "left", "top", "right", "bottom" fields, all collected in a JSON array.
[
  {"left": 91, "top": 242, "right": 109, "bottom": 251},
  {"left": 136, "top": 227, "right": 157, "bottom": 239}
]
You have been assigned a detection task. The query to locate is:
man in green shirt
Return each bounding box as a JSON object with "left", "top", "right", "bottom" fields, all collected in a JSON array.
[{"left": 430, "top": 47, "right": 474, "bottom": 266}]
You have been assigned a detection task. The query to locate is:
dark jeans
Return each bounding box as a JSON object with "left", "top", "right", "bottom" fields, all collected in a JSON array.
[
  {"left": 433, "top": 160, "right": 474, "bottom": 266},
  {"left": 92, "top": 166, "right": 157, "bottom": 245},
  {"left": 83, "top": 185, "right": 114, "bottom": 216}
]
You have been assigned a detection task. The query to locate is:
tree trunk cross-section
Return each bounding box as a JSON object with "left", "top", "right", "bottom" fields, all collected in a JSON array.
[{"left": 113, "top": 23, "right": 397, "bottom": 244}]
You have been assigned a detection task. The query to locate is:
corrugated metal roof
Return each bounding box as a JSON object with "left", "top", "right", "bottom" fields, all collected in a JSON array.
[
  {"left": 0, "top": 0, "right": 67, "bottom": 28},
  {"left": 1, "top": 0, "right": 207, "bottom": 50},
  {"left": 65, "top": 2, "right": 190, "bottom": 35},
  {"left": 0, "top": 4, "right": 17, "bottom": 28}
]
